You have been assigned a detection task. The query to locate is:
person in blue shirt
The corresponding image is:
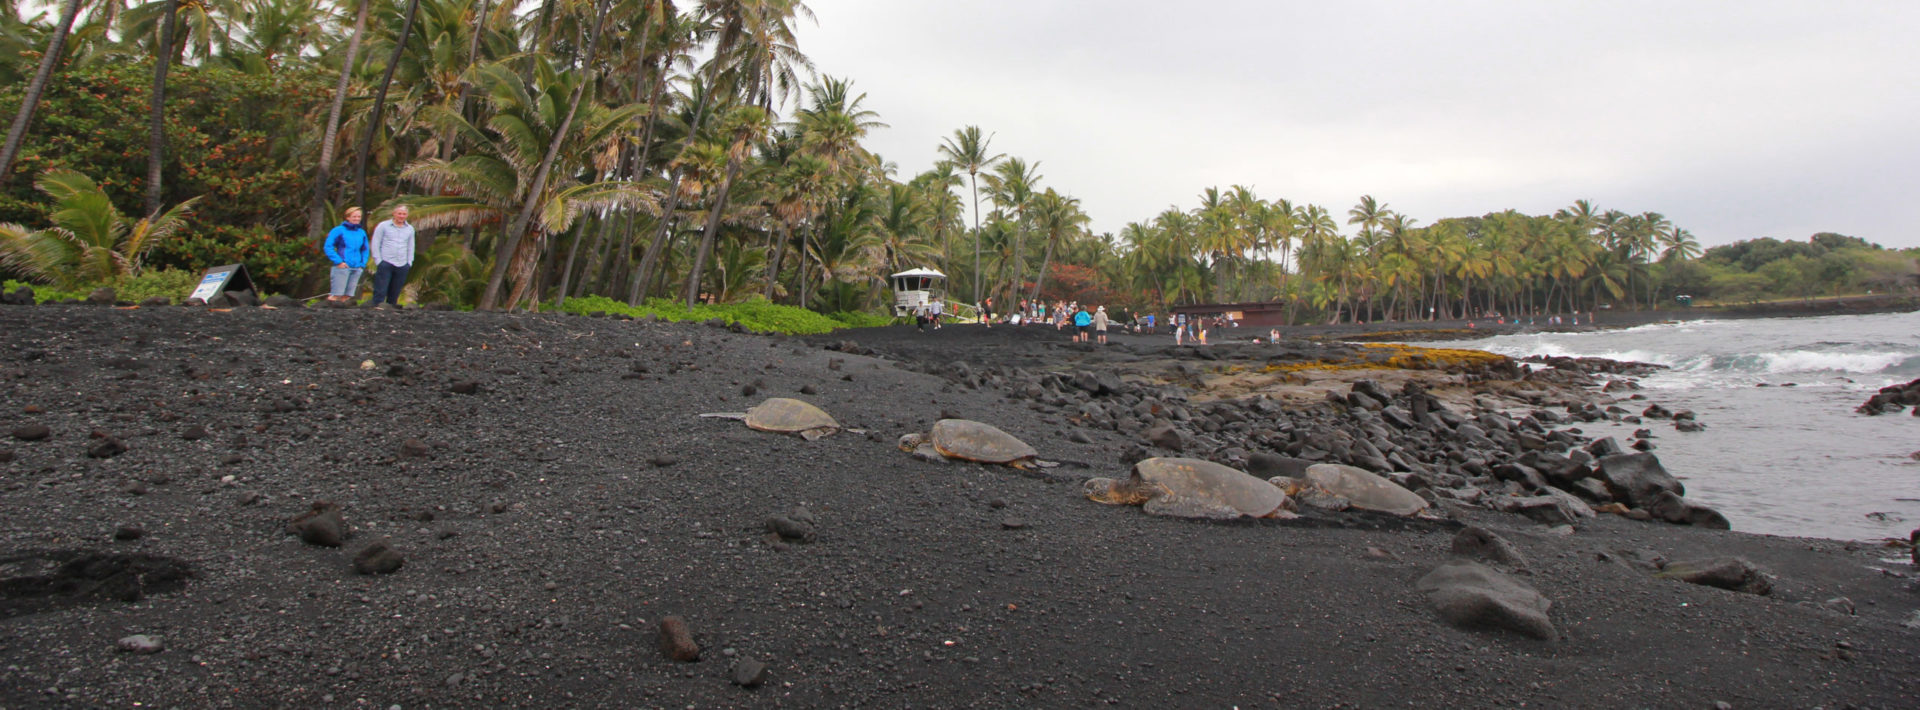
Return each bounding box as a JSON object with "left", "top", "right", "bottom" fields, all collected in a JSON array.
[
  {"left": 1072, "top": 303, "right": 1093, "bottom": 343},
  {"left": 323, "top": 207, "right": 369, "bottom": 303}
]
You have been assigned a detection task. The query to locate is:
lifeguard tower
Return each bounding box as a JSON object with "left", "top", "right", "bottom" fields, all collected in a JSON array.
[{"left": 889, "top": 268, "right": 946, "bottom": 317}]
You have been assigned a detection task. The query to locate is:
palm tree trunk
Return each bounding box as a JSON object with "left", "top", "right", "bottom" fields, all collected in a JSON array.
[
  {"left": 351, "top": 0, "right": 422, "bottom": 211},
  {"left": 1029, "top": 232, "right": 1055, "bottom": 302},
  {"left": 630, "top": 176, "right": 683, "bottom": 303},
  {"left": 556, "top": 217, "right": 591, "bottom": 306},
  {"left": 305, "top": 0, "right": 370, "bottom": 242},
  {"left": 968, "top": 171, "right": 981, "bottom": 306},
  {"left": 763, "top": 221, "right": 790, "bottom": 300},
  {"left": 479, "top": 0, "right": 613, "bottom": 310},
  {"left": 0, "top": 0, "right": 84, "bottom": 183},
  {"left": 142, "top": 0, "right": 181, "bottom": 218},
  {"left": 683, "top": 158, "right": 740, "bottom": 305}
]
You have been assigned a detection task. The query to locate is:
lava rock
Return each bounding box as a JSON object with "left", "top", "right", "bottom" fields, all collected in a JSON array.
[
  {"left": 1596, "top": 453, "right": 1683, "bottom": 508},
  {"left": 264, "top": 294, "right": 296, "bottom": 308},
  {"left": 1246, "top": 452, "right": 1312, "bottom": 479},
  {"left": 765, "top": 515, "right": 816, "bottom": 543},
  {"left": 399, "top": 439, "right": 432, "bottom": 459},
  {"left": 87, "top": 435, "right": 128, "bottom": 459},
  {"left": 180, "top": 425, "right": 209, "bottom": 440},
  {"left": 117, "top": 634, "right": 164, "bottom": 654},
  {"left": 352, "top": 540, "right": 405, "bottom": 574},
  {"left": 11, "top": 423, "right": 51, "bottom": 441},
  {"left": 287, "top": 502, "right": 347, "bottom": 547},
  {"left": 113, "top": 525, "right": 145, "bottom": 541},
  {"left": 87, "top": 286, "right": 118, "bottom": 305},
  {"left": 1646, "top": 491, "right": 1732, "bottom": 529},
  {"left": 1144, "top": 423, "right": 1184, "bottom": 451},
  {"left": 658, "top": 616, "right": 700, "bottom": 662},
  {"left": 1451, "top": 526, "right": 1529, "bottom": 570},
  {"left": 1655, "top": 557, "right": 1773, "bottom": 595},
  {"left": 730, "top": 658, "right": 769, "bottom": 688},
  {"left": 1416, "top": 561, "right": 1556, "bottom": 640}
]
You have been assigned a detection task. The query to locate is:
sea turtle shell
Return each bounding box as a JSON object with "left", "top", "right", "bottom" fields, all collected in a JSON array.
[
  {"left": 1085, "top": 457, "right": 1292, "bottom": 519},
  {"left": 742, "top": 398, "right": 841, "bottom": 440},
  {"left": 928, "top": 419, "right": 1038, "bottom": 466},
  {"left": 1303, "top": 463, "right": 1428, "bottom": 516}
]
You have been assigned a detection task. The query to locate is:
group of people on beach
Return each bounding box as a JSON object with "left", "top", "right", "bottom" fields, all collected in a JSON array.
[{"left": 322, "top": 206, "right": 417, "bottom": 308}]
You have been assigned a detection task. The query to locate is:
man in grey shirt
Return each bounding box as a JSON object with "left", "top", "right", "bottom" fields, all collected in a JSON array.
[{"left": 367, "top": 205, "right": 415, "bottom": 308}]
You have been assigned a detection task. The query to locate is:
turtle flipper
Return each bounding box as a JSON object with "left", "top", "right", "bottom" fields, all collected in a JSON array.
[
  {"left": 799, "top": 427, "right": 833, "bottom": 441},
  {"left": 698, "top": 412, "right": 749, "bottom": 420}
]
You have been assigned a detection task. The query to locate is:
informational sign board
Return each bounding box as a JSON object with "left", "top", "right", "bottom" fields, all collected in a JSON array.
[{"left": 186, "top": 264, "right": 254, "bottom": 302}]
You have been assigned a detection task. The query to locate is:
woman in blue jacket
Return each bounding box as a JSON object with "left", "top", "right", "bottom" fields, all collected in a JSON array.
[{"left": 323, "top": 207, "right": 369, "bottom": 303}]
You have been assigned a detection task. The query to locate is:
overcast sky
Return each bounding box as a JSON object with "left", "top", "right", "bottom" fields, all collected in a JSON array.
[{"left": 788, "top": 0, "right": 1920, "bottom": 249}]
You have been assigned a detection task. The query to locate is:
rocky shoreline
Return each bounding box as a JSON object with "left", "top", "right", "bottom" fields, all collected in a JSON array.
[{"left": 2, "top": 301, "right": 1917, "bottom": 707}]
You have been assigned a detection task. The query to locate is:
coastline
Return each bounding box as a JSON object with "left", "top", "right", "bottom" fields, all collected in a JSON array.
[{"left": 0, "top": 303, "right": 1916, "bottom": 707}]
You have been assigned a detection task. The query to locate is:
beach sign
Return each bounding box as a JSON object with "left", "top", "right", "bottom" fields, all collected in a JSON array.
[{"left": 186, "top": 264, "right": 256, "bottom": 303}]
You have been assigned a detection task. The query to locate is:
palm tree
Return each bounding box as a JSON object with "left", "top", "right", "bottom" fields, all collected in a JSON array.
[
  {"left": 402, "top": 58, "right": 655, "bottom": 309},
  {"left": 982, "top": 156, "right": 1039, "bottom": 300},
  {"left": 0, "top": 170, "right": 200, "bottom": 287},
  {"left": 1027, "top": 188, "right": 1086, "bottom": 302},
  {"left": 305, "top": 0, "right": 371, "bottom": 246},
  {"left": 681, "top": 103, "right": 770, "bottom": 305},
  {"left": 684, "top": 0, "right": 813, "bottom": 305},
  {"left": 935, "top": 124, "right": 1002, "bottom": 306},
  {"left": 350, "top": 0, "right": 423, "bottom": 212},
  {"left": 0, "top": 0, "right": 85, "bottom": 183},
  {"left": 479, "top": 0, "right": 617, "bottom": 310},
  {"left": 143, "top": 0, "right": 183, "bottom": 217}
]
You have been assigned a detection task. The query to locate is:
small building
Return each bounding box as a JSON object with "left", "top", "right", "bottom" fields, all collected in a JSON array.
[{"left": 888, "top": 268, "right": 947, "bottom": 317}]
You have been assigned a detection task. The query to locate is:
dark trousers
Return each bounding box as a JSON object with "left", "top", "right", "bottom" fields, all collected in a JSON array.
[{"left": 370, "top": 261, "right": 412, "bottom": 305}]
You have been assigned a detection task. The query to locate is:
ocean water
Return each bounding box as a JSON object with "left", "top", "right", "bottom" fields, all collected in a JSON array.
[{"left": 1425, "top": 311, "right": 1920, "bottom": 541}]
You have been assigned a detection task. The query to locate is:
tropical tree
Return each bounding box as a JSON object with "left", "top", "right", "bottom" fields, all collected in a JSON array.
[
  {"left": 0, "top": 0, "right": 85, "bottom": 183},
  {"left": 0, "top": 169, "right": 199, "bottom": 287},
  {"left": 935, "top": 124, "right": 1001, "bottom": 305},
  {"left": 400, "top": 58, "right": 655, "bottom": 309}
]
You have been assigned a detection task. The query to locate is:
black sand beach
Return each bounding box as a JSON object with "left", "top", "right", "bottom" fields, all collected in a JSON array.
[{"left": 1, "top": 304, "right": 1916, "bottom": 708}]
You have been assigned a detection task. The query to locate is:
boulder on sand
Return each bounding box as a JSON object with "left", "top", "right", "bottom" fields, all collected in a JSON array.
[
  {"left": 1646, "top": 491, "right": 1731, "bottom": 529},
  {"left": 1596, "top": 453, "right": 1683, "bottom": 508},
  {"left": 1655, "top": 557, "right": 1773, "bottom": 596},
  {"left": 1416, "top": 561, "right": 1556, "bottom": 640},
  {"left": 1450, "top": 526, "right": 1529, "bottom": 571}
]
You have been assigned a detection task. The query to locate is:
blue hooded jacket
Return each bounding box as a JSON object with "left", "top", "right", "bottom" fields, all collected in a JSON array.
[{"left": 324, "top": 222, "right": 369, "bottom": 267}]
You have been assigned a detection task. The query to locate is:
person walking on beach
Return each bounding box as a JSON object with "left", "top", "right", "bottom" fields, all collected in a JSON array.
[
  {"left": 930, "top": 298, "right": 944, "bottom": 329},
  {"left": 1174, "top": 313, "right": 1185, "bottom": 345},
  {"left": 1092, "top": 305, "right": 1110, "bottom": 344},
  {"left": 323, "top": 207, "right": 369, "bottom": 304},
  {"left": 1072, "top": 303, "right": 1092, "bottom": 343},
  {"left": 367, "top": 205, "right": 416, "bottom": 309}
]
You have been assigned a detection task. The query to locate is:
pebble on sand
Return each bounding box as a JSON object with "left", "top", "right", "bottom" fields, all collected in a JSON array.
[
  {"left": 352, "top": 540, "right": 405, "bottom": 575},
  {"left": 658, "top": 616, "right": 700, "bottom": 662},
  {"left": 117, "top": 635, "right": 164, "bottom": 654},
  {"left": 287, "top": 502, "right": 348, "bottom": 547}
]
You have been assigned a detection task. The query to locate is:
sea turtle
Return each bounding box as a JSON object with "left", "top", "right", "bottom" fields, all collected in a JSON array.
[
  {"left": 700, "top": 398, "right": 850, "bottom": 441},
  {"left": 1278, "top": 463, "right": 1430, "bottom": 517},
  {"left": 1085, "top": 457, "right": 1295, "bottom": 520},
  {"left": 898, "top": 419, "right": 1054, "bottom": 469}
]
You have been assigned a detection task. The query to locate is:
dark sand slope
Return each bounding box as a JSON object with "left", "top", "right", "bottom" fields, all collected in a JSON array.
[{"left": 0, "top": 306, "right": 1916, "bottom": 708}]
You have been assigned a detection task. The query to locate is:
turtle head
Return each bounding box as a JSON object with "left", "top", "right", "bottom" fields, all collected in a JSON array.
[
  {"left": 1083, "top": 477, "right": 1149, "bottom": 506},
  {"left": 897, "top": 433, "right": 926, "bottom": 452}
]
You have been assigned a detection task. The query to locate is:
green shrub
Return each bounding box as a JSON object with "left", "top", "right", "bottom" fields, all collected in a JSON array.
[
  {"left": 553, "top": 295, "right": 852, "bottom": 335},
  {"left": 113, "top": 269, "right": 203, "bottom": 303},
  {"left": 3, "top": 279, "right": 87, "bottom": 303}
]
